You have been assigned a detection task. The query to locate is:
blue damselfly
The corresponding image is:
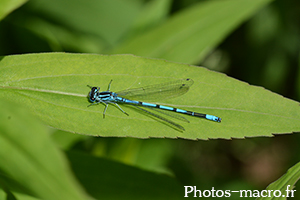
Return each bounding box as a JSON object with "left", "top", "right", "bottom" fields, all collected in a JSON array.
[{"left": 87, "top": 78, "right": 221, "bottom": 131}]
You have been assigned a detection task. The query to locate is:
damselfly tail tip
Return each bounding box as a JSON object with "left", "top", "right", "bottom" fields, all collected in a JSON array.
[{"left": 206, "top": 115, "right": 221, "bottom": 123}]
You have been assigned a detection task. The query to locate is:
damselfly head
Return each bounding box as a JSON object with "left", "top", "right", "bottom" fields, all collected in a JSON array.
[{"left": 88, "top": 86, "right": 99, "bottom": 102}]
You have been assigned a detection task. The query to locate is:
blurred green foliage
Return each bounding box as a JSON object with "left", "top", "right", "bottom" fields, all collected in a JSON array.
[{"left": 1, "top": 0, "right": 300, "bottom": 199}]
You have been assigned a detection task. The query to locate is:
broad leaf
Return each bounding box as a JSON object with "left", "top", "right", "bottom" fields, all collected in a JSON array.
[
  {"left": 0, "top": 53, "right": 299, "bottom": 140},
  {"left": 0, "top": 98, "right": 89, "bottom": 200}
]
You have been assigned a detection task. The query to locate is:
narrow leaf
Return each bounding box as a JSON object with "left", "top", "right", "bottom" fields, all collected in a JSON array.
[
  {"left": 0, "top": 0, "right": 27, "bottom": 21},
  {"left": 256, "top": 162, "right": 300, "bottom": 200},
  {"left": 26, "top": 0, "right": 141, "bottom": 45},
  {"left": 112, "top": 0, "right": 273, "bottom": 64}
]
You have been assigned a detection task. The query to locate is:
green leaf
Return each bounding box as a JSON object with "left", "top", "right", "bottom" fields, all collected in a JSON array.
[
  {"left": 27, "top": 0, "right": 141, "bottom": 45},
  {"left": 90, "top": 138, "right": 174, "bottom": 174},
  {"left": 11, "top": 192, "right": 42, "bottom": 200},
  {"left": 67, "top": 151, "right": 183, "bottom": 200},
  {"left": 50, "top": 129, "right": 87, "bottom": 150},
  {"left": 0, "top": 53, "right": 300, "bottom": 140},
  {"left": 112, "top": 0, "right": 273, "bottom": 64},
  {"left": 297, "top": 53, "right": 300, "bottom": 100},
  {"left": 0, "top": 0, "right": 27, "bottom": 21},
  {"left": 0, "top": 189, "right": 5, "bottom": 200},
  {"left": 18, "top": 17, "right": 105, "bottom": 53},
  {"left": 256, "top": 162, "right": 300, "bottom": 200},
  {"left": 132, "top": 0, "right": 171, "bottom": 33},
  {"left": 0, "top": 98, "right": 89, "bottom": 200}
]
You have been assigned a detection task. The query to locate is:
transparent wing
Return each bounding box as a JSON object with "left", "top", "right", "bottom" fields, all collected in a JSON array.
[
  {"left": 131, "top": 105, "right": 185, "bottom": 131},
  {"left": 148, "top": 107, "right": 190, "bottom": 123},
  {"left": 116, "top": 78, "right": 194, "bottom": 101}
]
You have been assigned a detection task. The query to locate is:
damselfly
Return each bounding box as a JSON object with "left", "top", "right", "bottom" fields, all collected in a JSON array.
[{"left": 87, "top": 78, "right": 221, "bottom": 131}]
